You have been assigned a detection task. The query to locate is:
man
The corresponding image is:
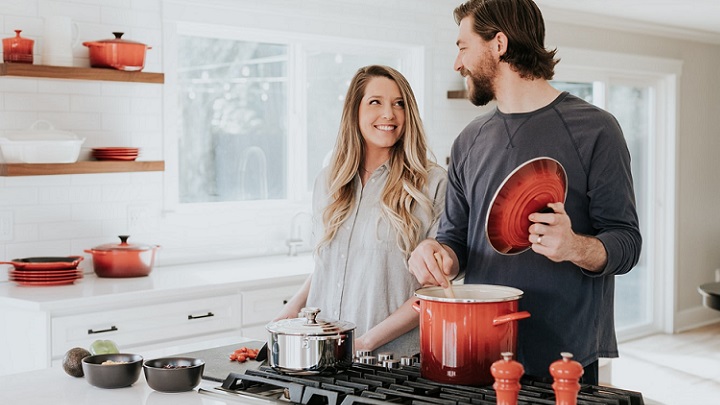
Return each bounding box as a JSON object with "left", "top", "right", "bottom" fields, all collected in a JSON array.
[{"left": 408, "top": 0, "right": 641, "bottom": 384}]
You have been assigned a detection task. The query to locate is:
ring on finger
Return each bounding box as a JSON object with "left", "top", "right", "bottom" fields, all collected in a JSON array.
[{"left": 537, "top": 236, "right": 543, "bottom": 245}]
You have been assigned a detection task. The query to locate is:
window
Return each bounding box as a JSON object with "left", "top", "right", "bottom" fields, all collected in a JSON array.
[{"left": 175, "top": 24, "right": 418, "bottom": 204}]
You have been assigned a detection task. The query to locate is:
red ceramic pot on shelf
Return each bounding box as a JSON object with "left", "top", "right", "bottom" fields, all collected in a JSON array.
[
  {"left": 85, "top": 235, "right": 160, "bottom": 278},
  {"left": 3, "top": 30, "right": 34, "bottom": 63},
  {"left": 82, "top": 32, "right": 151, "bottom": 71}
]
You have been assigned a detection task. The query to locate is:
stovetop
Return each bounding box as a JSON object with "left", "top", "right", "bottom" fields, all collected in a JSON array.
[{"left": 198, "top": 362, "right": 644, "bottom": 405}]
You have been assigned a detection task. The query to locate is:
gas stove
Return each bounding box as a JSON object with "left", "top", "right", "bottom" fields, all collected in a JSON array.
[{"left": 198, "top": 362, "right": 644, "bottom": 405}]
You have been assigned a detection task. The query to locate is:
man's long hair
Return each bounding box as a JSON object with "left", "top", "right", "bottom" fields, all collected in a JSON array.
[{"left": 454, "top": 0, "right": 559, "bottom": 79}]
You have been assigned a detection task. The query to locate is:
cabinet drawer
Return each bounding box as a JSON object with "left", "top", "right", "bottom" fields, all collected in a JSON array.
[
  {"left": 51, "top": 294, "right": 240, "bottom": 358},
  {"left": 241, "top": 284, "right": 300, "bottom": 326}
]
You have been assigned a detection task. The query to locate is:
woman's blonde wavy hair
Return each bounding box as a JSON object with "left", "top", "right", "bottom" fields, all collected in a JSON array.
[{"left": 318, "top": 65, "right": 437, "bottom": 257}]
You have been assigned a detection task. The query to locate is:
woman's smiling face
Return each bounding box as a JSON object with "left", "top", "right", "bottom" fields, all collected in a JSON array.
[{"left": 358, "top": 76, "right": 405, "bottom": 154}]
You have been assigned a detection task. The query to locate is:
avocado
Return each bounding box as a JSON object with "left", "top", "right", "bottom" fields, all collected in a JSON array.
[{"left": 63, "top": 347, "right": 91, "bottom": 377}]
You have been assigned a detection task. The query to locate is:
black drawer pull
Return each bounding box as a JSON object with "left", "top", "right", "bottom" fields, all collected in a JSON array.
[
  {"left": 283, "top": 300, "right": 288, "bottom": 305},
  {"left": 188, "top": 312, "right": 214, "bottom": 320},
  {"left": 88, "top": 325, "right": 118, "bottom": 335}
]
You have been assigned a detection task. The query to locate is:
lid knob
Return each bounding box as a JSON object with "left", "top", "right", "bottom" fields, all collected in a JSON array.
[
  {"left": 491, "top": 352, "right": 524, "bottom": 405},
  {"left": 299, "top": 307, "right": 321, "bottom": 324},
  {"left": 549, "top": 352, "right": 584, "bottom": 405}
]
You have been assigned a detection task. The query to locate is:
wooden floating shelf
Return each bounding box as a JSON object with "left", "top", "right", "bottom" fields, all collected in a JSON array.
[
  {"left": 0, "top": 161, "right": 165, "bottom": 177},
  {"left": 447, "top": 90, "right": 468, "bottom": 99},
  {"left": 0, "top": 63, "right": 164, "bottom": 83}
]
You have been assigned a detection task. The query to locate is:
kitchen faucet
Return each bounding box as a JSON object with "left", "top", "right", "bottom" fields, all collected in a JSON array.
[{"left": 287, "top": 211, "right": 312, "bottom": 256}]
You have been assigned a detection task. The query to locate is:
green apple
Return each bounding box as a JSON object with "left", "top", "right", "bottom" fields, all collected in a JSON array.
[{"left": 89, "top": 339, "right": 119, "bottom": 355}]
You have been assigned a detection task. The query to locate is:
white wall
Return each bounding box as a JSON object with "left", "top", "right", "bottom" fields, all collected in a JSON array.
[{"left": 1, "top": 0, "right": 719, "bottom": 332}]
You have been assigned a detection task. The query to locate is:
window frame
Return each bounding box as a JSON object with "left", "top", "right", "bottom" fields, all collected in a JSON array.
[{"left": 162, "top": 21, "right": 423, "bottom": 214}]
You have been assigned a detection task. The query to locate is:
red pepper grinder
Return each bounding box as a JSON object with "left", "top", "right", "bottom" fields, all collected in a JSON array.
[
  {"left": 549, "top": 352, "right": 584, "bottom": 405},
  {"left": 490, "top": 351, "right": 524, "bottom": 405}
]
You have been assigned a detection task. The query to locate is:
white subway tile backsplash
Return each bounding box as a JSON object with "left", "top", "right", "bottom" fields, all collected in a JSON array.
[
  {"left": 12, "top": 223, "right": 39, "bottom": 243},
  {"left": 129, "top": 0, "right": 160, "bottom": 12},
  {"left": 38, "top": 80, "right": 102, "bottom": 95},
  {"left": 0, "top": 0, "right": 38, "bottom": 16},
  {"left": 101, "top": 81, "right": 162, "bottom": 97},
  {"left": 14, "top": 204, "right": 72, "bottom": 223},
  {"left": 101, "top": 182, "right": 162, "bottom": 203},
  {"left": 38, "top": 219, "right": 103, "bottom": 240},
  {"left": 0, "top": 187, "right": 38, "bottom": 205},
  {"left": 40, "top": 111, "right": 102, "bottom": 131},
  {"left": 71, "top": 95, "right": 131, "bottom": 113},
  {"left": 129, "top": 98, "right": 161, "bottom": 114},
  {"left": 0, "top": 112, "right": 39, "bottom": 131},
  {"left": 71, "top": 201, "right": 125, "bottom": 220},
  {"left": 68, "top": 172, "right": 131, "bottom": 185},
  {"left": 5, "top": 93, "right": 70, "bottom": 112},
  {"left": 0, "top": 78, "right": 39, "bottom": 93},
  {"left": 38, "top": 185, "right": 103, "bottom": 204},
  {"left": 100, "top": 6, "right": 160, "bottom": 30},
  {"left": 38, "top": 0, "right": 102, "bottom": 24},
  {"left": 5, "top": 239, "right": 72, "bottom": 259}
]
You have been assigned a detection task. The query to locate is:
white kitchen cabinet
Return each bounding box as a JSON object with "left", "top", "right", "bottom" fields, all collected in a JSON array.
[
  {"left": 51, "top": 294, "right": 241, "bottom": 360},
  {"left": 241, "top": 284, "right": 304, "bottom": 340},
  {"left": 0, "top": 254, "right": 314, "bottom": 376}
]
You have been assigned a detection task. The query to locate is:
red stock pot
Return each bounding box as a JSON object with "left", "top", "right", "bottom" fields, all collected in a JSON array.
[{"left": 413, "top": 284, "right": 530, "bottom": 386}]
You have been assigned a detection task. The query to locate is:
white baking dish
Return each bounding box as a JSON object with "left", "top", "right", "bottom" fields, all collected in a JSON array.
[{"left": 0, "top": 120, "right": 86, "bottom": 164}]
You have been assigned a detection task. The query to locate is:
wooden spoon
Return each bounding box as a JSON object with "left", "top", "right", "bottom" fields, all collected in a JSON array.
[{"left": 433, "top": 252, "right": 455, "bottom": 299}]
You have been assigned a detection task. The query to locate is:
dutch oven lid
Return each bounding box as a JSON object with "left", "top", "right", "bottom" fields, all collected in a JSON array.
[
  {"left": 415, "top": 284, "right": 524, "bottom": 303},
  {"left": 266, "top": 307, "right": 356, "bottom": 336},
  {"left": 91, "top": 32, "right": 146, "bottom": 46},
  {"left": 90, "top": 235, "right": 155, "bottom": 252}
]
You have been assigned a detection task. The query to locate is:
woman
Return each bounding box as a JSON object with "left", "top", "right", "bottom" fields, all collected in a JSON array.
[{"left": 274, "top": 65, "right": 446, "bottom": 356}]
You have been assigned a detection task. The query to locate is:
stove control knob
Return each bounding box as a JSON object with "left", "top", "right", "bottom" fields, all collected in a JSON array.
[
  {"left": 549, "top": 352, "right": 584, "bottom": 405},
  {"left": 491, "top": 351, "right": 524, "bottom": 405}
]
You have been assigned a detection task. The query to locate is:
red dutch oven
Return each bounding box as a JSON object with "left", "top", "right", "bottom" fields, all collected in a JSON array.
[
  {"left": 82, "top": 32, "right": 151, "bottom": 71},
  {"left": 85, "top": 235, "right": 159, "bottom": 278},
  {"left": 413, "top": 284, "right": 531, "bottom": 386}
]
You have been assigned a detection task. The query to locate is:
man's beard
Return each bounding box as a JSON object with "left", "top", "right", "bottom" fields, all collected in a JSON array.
[
  {"left": 461, "top": 58, "right": 497, "bottom": 106},
  {"left": 468, "top": 74, "right": 494, "bottom": 106}
]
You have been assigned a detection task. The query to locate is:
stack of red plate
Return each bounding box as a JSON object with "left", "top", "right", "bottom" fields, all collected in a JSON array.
[
  {"left": 91, "top": 147, "right": 140, "bottom": 161},
  {"left": 3, "top": 256, "right": 84, "bottom": 286}
]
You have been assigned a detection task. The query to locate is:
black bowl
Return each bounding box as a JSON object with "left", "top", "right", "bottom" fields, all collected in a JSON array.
[
  {"left": 82, "top": 353, "right": 143, "bottom": 389},
  {"left": 143, "top": 357, "right": 205, "bottom": 392}
]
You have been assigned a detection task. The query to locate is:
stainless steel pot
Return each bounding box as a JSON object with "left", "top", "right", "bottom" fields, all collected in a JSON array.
[{"left": 265, "top": 307, "right": 355, "bottom": 375}]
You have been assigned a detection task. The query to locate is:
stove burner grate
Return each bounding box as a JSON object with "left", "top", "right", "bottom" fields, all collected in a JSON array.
[{"left": 201, "top": 363, "right": 644, "bottom": 405}]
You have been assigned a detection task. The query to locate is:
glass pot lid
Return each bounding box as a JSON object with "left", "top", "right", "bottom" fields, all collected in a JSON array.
[{"left": 266, "top": 307, "right": 355, "bottom": 336}]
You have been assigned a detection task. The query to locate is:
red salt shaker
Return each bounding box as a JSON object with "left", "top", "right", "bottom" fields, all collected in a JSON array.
[
  {"left": 549, "top": 352, "right": 584, "bottom": 405},
  {"left": 490, "top": 351, "right": 524, "bottom": 405}
]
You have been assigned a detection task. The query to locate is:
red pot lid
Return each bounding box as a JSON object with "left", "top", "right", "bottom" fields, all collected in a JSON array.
[
  {"left": 86, "top": 32, "right": 147, "bottom": 46},
  {"left": 90, "top": 235, "right": 156, "bottom": 252},
  {"left": 485, "top": 157, "right": 568, "bottom": 255}
]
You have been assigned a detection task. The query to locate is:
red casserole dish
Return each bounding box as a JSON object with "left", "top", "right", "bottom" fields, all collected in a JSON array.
[{"left": 0, "top": 256, "right": 84, "bottom": 270}]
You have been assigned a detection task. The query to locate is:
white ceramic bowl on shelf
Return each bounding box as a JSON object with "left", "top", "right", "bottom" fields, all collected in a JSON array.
[{"left": 0, "top": 120, "right": 85, "bottom": 163}]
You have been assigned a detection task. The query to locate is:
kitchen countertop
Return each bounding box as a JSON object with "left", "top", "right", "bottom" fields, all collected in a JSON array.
[
  {"left": 0, "top": 351, "right": 256, "bottom": 405},
  {"left": 0, "top": 253, "right": 314, "bottom": 311}
]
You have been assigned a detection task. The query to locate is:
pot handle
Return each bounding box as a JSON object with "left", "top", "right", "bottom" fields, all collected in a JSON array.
[
  {"left": 412, "top": 300, "right": 421, "bottom": 313},
  {"left": 493, "top": 311, "right": 531, "bottom": 326}
]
